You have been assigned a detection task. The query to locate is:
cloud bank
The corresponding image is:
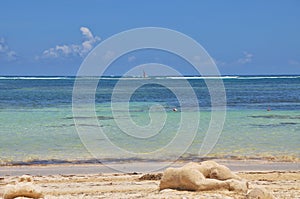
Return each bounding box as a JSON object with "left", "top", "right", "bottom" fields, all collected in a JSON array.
[
  {"left": 0, "top": 38, "right": 17, "bottom": 61},
  {"left": 288, "top": 59, "right": 300, "bottom": 66},
  {"left": 40, "top": 27, "right": 100, "bottom": 59},
  {"left": 128, "top": 55, "right": 136, "bottom": 62},
  {"left": 214, "top": 51, "right": 254, "bottom": 67},
  {"left": 237, "top": 51, "right": 253, "bottom": 64}
]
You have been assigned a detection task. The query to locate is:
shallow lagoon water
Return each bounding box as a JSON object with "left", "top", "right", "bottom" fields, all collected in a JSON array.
[{"left": 0, "top": 76, "right": 299, "bottom": 164}]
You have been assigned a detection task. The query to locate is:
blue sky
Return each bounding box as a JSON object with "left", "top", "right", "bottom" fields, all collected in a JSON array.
[{"left": 0, "top": 0, "right": 299, "bottom": 76}]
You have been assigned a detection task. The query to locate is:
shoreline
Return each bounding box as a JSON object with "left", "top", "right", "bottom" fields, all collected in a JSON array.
[{"left": 1, "top": 159, "right": 299, "bottom": 176}]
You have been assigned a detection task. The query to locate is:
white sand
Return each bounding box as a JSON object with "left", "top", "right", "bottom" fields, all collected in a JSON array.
[{"left": 0, "top": 160, "right": 299, "bottom": 198}]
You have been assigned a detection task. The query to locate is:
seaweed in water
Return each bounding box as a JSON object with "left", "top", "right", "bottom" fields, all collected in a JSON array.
[
  {"left": 251, "top": 122, "right": 298, "bottom": 128},
  {"left": 248, "top": 115, "right": 300, "bottom": 119},
  {"left": 64, "top": 116, "right": 114, "bottom": 120}
]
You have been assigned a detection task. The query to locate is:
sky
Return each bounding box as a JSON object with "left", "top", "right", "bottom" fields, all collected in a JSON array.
[{"left": 0, "top": 0, "right": 299, "bottom": 76}]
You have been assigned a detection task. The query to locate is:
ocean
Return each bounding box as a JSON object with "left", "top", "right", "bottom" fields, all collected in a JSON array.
[{"left": 0, "top": 75, "right": 299, "bottom": 165}]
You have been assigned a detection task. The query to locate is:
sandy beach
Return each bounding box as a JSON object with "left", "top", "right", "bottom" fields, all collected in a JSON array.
[
  {"left": 0, "top": 160, "right": 299, "bottom": 199},
  {"left": 2, "top": 0, "right": 300, "bottom": 198}
]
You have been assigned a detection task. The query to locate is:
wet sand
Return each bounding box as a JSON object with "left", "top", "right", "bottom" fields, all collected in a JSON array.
[{"left": 0, "top": 160, "right": 299, "bottom": 198}]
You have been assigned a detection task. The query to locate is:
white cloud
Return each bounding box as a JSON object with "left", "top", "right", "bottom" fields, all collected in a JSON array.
[
  {"left": 40, "top": 27, "right": 100, "bottom": 59},
  {"left": 213, "top": 58, "right": 226, "bottom": 67},
  {"left": 288, "top": 59, "right": 300, "bottom": 66},
  {"left": 193, "top": 55, "right": 201, "bottom": 61},
  {"left": 237, "top": 51, "right": 253, "bottom": 64},
  {"left": 212, "top": 51, "right": 253, "bottom": 67},
  {"left": 128, "top": 55, "right": 136, "bottom": 62},
  {"left": 80, "top": 27, "right": 94, "bottom": 40},
  {"left": 0, "top": 37, "right": 17, "bottom": 61},
  {"left": 103, "top": 50, "right": 115, "bottom": 61}
]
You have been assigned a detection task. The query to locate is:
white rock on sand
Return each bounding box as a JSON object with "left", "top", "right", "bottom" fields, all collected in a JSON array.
[
  {"left": 246, "top": 187, "right": 275, "bottom": 199},
  {"left": 159, "top": 161, "right": 249, "bottom": 192},
  {"left": 3, "top": 175, "right": 43, "bottom": 199}
]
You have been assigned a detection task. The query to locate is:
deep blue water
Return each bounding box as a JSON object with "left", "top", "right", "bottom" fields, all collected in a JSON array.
[{"left": 1, "top": 76, "right": 299, "bottom": 110}]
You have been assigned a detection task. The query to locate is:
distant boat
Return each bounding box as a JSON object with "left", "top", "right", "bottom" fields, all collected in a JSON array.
[{"left": 143, "top": 70, "right": 147, "bottom": 78}]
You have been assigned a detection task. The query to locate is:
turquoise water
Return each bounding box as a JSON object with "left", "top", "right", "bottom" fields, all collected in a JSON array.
[{"left": 0, "top": 76, "right": 299, "bottom": 164}]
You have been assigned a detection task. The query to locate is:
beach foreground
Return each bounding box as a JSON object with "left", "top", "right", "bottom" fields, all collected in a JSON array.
[{"left": 0, "top": 160, "right": 299, "bottom": 199}]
